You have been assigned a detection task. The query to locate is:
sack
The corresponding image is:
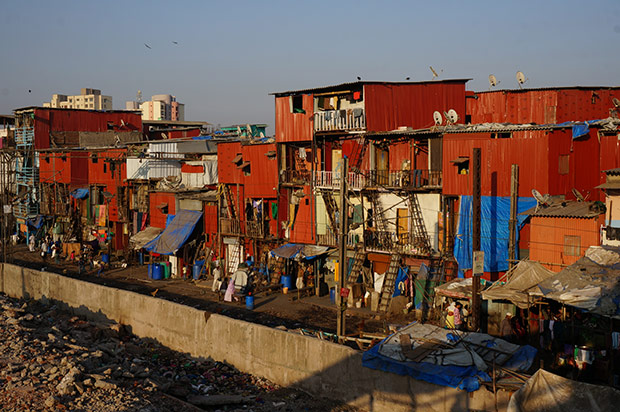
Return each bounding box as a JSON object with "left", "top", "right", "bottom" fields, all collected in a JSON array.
[{"left": 41, "top": 252, "right": 45, "bottom": 257}]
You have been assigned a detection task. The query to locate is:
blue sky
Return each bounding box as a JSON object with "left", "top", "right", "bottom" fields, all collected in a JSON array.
[{"left": 1, "top": 0, "right": 619, "bottom": 132}]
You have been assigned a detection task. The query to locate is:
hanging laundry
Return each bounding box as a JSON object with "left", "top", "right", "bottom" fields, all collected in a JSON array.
[
  {"left": 329, "top": 97, "right": 335, "bottom": 110},
  {"left": 271, "top": 202, "right": 278, "bottom": 220},
  {"left": 333, "top": 96, "right": 339, "bottom": 110},
  {"left": 298, "top": 147, "right": 306, "bottom": 160},
  {"left": 353, "top": 91, "right": 361, "bottom": 100},
  {"left": 353, "top": 108, "right": 363, "bottom": 118},
  {"left": 98, "top": 204, "right": 107, "bottom": 226},
  {"left": 353, "top": 204, "right": 364, "bottom": 224}
]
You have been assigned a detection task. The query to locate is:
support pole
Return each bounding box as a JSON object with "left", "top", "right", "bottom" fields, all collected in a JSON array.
[
  {"left": 472, "top": 148, "right": 482, "bottom": 332},
  {"left": 508, "top": 164, "right": 519, "bottom": 270},
  {"left": 336, "top": 157, "right": 349, "bottom": 338}
]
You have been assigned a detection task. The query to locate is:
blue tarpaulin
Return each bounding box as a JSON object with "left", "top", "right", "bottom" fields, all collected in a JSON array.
[
  {"left": 70, "top": 188, "right": 89, "bottom": 199},
  {"left": 26, "top": 215, "right": 44, "bottom": 229},
  {"left": 144, "top": 210, "right": 202, "bottom": 255},
  {"left": 165, "top": 214, "right": 176, "bottom": 227},
  {"left": 393, "top": 267, "right": 409, "bottom": 297},
  {"left": 454, "top": 196, "right": 537, "bottom": 273}
]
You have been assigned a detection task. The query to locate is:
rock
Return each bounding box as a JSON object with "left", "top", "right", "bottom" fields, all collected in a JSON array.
[
  {"left": 56, "top": 367, "right": 80, "bottom": 395},
  {"left": 44, "top": 396, "right": 56, "bottom": 408},
  {"left": 94, "top": 379, "right": 117, "bottom": 390}
]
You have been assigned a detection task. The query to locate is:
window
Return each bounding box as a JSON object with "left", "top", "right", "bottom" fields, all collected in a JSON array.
[
  {"left": 103, "top": 163, "right": 107, "bottom": 173},
  {"left": 290, "top": 95, "right": 305, "bottom": 114},
  {"left": 564, "top": 235, "right": 581, "bottom": 257},
  {"left": 491, "top": 132, "right": 512, "bottom": 139},
  {"left": 559, "top": 155, "right": 569, "bottom": 175},
  {"left": 451, "top": 156, "right": 469, "bottom": 175},
  {"left": 92, "top": 155, "right": 98, "bottom": 163}
]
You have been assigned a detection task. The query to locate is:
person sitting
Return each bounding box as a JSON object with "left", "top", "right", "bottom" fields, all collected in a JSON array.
[{"left": 231, "top": 263, "right": 249, "bottom": 294}]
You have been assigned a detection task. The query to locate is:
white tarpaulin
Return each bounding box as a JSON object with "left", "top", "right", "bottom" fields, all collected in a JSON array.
[{"left": 507, "top": 369, "right": 620, "bottom": 412}]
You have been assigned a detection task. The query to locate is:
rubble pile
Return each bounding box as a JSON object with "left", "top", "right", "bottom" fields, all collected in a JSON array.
[{"left": 0, "top": 293, "right": 357, "bottom": 411}]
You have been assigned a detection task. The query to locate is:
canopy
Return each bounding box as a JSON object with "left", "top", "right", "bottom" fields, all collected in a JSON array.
[
  {"left": 434, "top": 277, "right": 481, "bottom": 300},
  {"left": 482, "top": 260, "right": 556, "bottom": 308},
  {"left": 507, "top": 369, "right": 620, "bottom": 412},
  {"left": 70, "top": 188, "right": 89, "bottom": 199},
  {"left": 270, "top": 243, "right": 330, "bottom": 260},
  {"left": 129, "top": 226, "right": 163, "bottom": 250},
  {"left": 531, "top": 246, "right": 620, "bottom": 318},
  {"left": 144, "top": 210, "right": 202, "bottom": 255},
  {"left": 362, "top": 322, "right": 536, "bottom": 392}
]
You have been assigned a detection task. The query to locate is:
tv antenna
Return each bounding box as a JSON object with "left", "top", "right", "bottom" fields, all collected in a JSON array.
[
  {"left": 532, "top": 189, "right": 550, "bottom": 212},
  {"left": 430, "top": 66, "right": 442, "bottom": 80},
  {"left": 488, "top": 74, "right": 499, "bottom": 89},
  {"left": 445, "top": 109, "right": 459, "bottom": 125},
  {"left": 572, "top": 188, "right": 588, "bottom": 202},
  {"left": 433, "top": 111, "right": 443, "bottom": 126},
  {"left": 516, "top": 71, "right": 528, "bottom": 89}
]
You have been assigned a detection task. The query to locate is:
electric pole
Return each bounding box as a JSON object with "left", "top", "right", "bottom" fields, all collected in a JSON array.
[
  {"left": 336, "top": 157, "right": 349, "bottom": 338},
  {"left": 508, "top": 165, "right": 519, "bottom": 269},
  {"left": 471, "top": 148, "right": 482, "bottom": 331}
]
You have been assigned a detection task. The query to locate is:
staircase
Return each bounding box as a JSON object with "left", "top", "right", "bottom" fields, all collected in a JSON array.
[
  {"left": 346, "top": 248, "right": 366, "bottom": 285},
  {"left": 224, "top": 185, "right": 237, "bottom": 219},
  {"left": 408, "top": 193, "right": 432, "bottom": 255},
  {"left": 349, "top": 137, "right": 368, "bottom": 174},
  {"left": 368, "top": 192, "right": 392, "bottom": 250},
  {"left": 321, "top": 191, "right": 339, "bottom": 236},
  {"left": 377, "top": 254, "right": 401, "bottom": 313}
]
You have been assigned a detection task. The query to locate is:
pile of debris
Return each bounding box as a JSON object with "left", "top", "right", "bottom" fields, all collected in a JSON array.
[{"left": 0, "top": 293, "right": 357, "bottom": 411}]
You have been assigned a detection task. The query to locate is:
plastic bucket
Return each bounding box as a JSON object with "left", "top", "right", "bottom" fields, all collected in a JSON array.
[
  {"left": 329, "top": 287, "right": 336, "bottom": 304},
  {"left": 101, "top": 254, "right": 110, "bottom": 264},
  {"left": 152, "top": 264, "right": 164, "bottom": 280},
  {"left": 281, "top": 275, "right": 293, "bottom": 290},
  {"left": 246, "top": 295, "right": 255, "bottom": 310},
  {"left": 282, "top": 287, "right": 289, "bottom": 294}
]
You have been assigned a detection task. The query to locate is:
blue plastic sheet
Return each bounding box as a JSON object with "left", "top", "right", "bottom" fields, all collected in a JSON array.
[
  {"left": 454, "top": 196, "right": 537, "bottom": 273},
  {"left": 144, "top": 210, "right": 202, "bottom": 255},
  {"left": 362, "top": 338, "right": 490, "bottom": 392},
  {"left": 572, "top": 120, "right": 600, "bottom": 139},
  {"left": 70, "top": 188, "right": 89, "bottom": 199},
  {"left": 393, "top": 267, "right": 409, "bottom": 297},
  {"left": 165, "top": 214, "right": 176, "bottom": 227}
]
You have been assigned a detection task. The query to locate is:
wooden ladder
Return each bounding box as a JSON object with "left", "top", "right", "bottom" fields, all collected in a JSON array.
[
  {"left": 377, "top": 254, "right": 401, "bottom": 313},
  {"left": 224, "top": 185, "right": 236, "bottom": 219},
  {"left": 321, "top": 190, "right": 339, "bottom": 236},
  {"left": 408, "top": 193, "right": 431, "bottom": 254},
  {"left": 368, "top": 192, "right": 392, "bottom": 249},
  {"left": 347, "top": 248, "right": 366, "bottom": 285},
  {"left": 226, "top": 241, "right": 243, "bottom": 275},
  {"left": 350, "top": 137, "right": 368, "bottom": 173}
]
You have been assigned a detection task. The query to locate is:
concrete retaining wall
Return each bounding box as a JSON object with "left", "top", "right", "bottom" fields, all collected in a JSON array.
[{"left": 0, "top": 264, "right": 510, "bottom": 411}]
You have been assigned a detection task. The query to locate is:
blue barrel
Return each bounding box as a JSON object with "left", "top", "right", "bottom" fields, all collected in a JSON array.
[
  {"left": 245, "top": 295, "right": 255, "bottom": 310},
  {"left": 192, "top": 264, "right": 202, "bottom": 280},
  {"left": 152, "top": 264, "right": 164, "bottom": 280},
  {"left": 281, "top": 275, "right": 293, "bottom": 290},
  {"left": 330, "top": 287, "right": 336, "bottom": 304},
  {"left": 147, "top": 264, "right": 153, "bottom": 279},
  {"left": 101, "top": 254, "right": 110, "bottom": 264}
]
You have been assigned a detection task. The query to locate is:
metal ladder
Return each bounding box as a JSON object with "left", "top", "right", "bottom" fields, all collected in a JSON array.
[
  {"left": 321, "top": 191, "right": 339, "bottom": 236},
  {"left": 346, "top": 248, "right": 366, "bottom": 285},
  {"left": 408, "top": 193, "right": 431, "bottom": 254},
  {"left": 377, "top": 254, "right": 401, "bottom": 313},
  {"left": 368, "top": 192, "right": 392, "bottom": 250}
]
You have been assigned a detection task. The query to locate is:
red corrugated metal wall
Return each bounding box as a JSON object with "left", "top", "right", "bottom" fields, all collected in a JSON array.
[
  {"left": 467, "top": 89, "right": 620, "bottom": 124},
  {"left": 33, "top": 108, "right": 142, "bottom": 150},
  {"left": 70, "top": 153, "right": 89, "bottom": 187},
  {"left": 217, "top": 141, "right": 243, "bottom": 184},
  {"left": 40, "top": 152, "right": 73, "bottom": 185},
  {"left": 204, "top": 204, "right": 218, "bottom": 247},
  {"left": 529, "top": 216, "right": 603, "bottom": 272},
  {"left": 242, "top": 143, "right": 278, "bottom": 198},
  {"left": 168, "top": 128, "right": 201, "bottom": 139},
  {"left": 364, "top": 82, "right": 467, "bottom": 132},
  {"left": 149, "top": 192, "right": 177, "bottom": 229},
  {"left": 289, "top": 186, "right": 315, "bottom": 244},
  {"left": 275, "top": 95, "right": 314, "bottom": 143}
]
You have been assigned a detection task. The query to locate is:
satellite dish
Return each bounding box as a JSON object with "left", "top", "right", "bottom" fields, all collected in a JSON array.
[
  {"left": 488, "top": 74, "right": 499, "bottom": 88},
  {"left": 572, "top": 188, "right": 588, "bottom": 202},
  {"left": 532, "top": 189, "right": 550, "bottom": 211},
  {"left": 433, "top": 111, "right": 443, "bottom": 126},
  {"left": 516, "top": 71, "right": 528, "bottom": 89},
  {"left": 612, "top": 97, "right": 620, "bottom": 108},
  {"left": 446, "top": 109, "right": 459, "bottom": 124},
  {"left": 246, "top": 124, "right": 253, "bottom": 136},
  {"left": 237, "top": 126, "right": 242, "bottom": 135}
]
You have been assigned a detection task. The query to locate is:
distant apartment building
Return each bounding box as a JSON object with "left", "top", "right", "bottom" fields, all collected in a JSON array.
[
  {"left": 127, "top": 94, "right": 185, "bottom": 121},
  {"left": 43, "top": 88, "right": 112, "bottom": 110}
]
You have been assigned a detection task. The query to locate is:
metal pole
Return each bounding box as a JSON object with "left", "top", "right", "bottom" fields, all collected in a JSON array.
[
  {"left": 508, "top": 165, "right": 519, "bottom": 269},
  {"left": 472, "top": 148, "right": 482, "bottom": 332},
  {"left": 336, "top": 157, "right": 349, "bottom": 338}
]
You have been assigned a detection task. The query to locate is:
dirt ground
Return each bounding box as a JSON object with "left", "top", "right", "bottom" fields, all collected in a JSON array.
[{"left": 7, "top": 244, "right": 415, "bottom": 338}]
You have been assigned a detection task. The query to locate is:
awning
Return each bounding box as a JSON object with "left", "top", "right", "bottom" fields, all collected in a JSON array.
[
  {"left": 596, "top": 181, "right": 620, "bottom": 190},
  {"left": 130, "top": 226, "right": 163, "bottom": 250},
  {"left": 144, "top": 209, "right": 202, "bottom": 255},
  {"left": 270, "top": 243, "right": 330, "bottom": 260},
  {"left": 237, "top": 161, "right": 250, "bottom": 169},
  {"left": 231, "top": 154, "right": 242, "bottom": 164},
  {"left": 450, "top": 156, "right": 469, "bottom": 164},
  {"left": 70, "top": 188, "right": 89, "bottom": 199}
]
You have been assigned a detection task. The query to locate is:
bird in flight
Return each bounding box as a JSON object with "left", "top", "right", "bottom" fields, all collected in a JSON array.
[
  {"left": 144, "top": 43, "right": 152, "bottom": 49},
  {"left": 357, "top": 76, "right": 361, "bottom": 81},
  {"left": 406, "top": 77, "right": 410, "bottom": 80},
  {"left": 172, "top": 41, "right": 178, "bottom": 45}
]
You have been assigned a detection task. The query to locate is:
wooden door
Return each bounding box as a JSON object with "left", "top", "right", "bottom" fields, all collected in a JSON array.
[{"left": 397, "top": 208, "right": 409, "bottom": 244}]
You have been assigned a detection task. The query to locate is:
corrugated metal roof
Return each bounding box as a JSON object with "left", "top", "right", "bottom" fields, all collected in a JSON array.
[
  {"left": 270, "top": 79, "right": 471, "bottom": 96},
  {"left": 603, "top": 168, "right": 620, "bottom": 175},
  {"left": 474, "top": 86, "right": 620, "bottom": 95},
  {"left": 596, "top": 182, "right": 620, "bottom": 189},
  {"left": 13, "top": 106, "right": 139, "bottom": 114},
  {"left": 523, "top": 201, "right": 604, "bottom": 218}
]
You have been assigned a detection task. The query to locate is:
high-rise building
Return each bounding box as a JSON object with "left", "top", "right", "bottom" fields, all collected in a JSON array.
[
  {"left": 130, "top": 94, "right": 185, "bottom": 121},
  {"left": 43, "top": 88, "right": 112, "bottom": 110}
]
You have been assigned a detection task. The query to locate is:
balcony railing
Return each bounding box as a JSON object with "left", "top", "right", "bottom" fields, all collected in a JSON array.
[
  {"left": 317, "top": 229, "right": 360, "bottom": 247},
  {"left": 314, "top": 170, "right": 366, "bottom": 190},
  {"left": 280, "top": 169, "right": 312, "bottom": 185},
  {"left": 364, "top": 230, "right": 432, "bottom": 255},
  {"left": 364, "top": 169, "right": 442, "bottom": 189},
  {"left": 245, "top": 221, "right": 264, "bottom": 238},
  {"left": 220, "top": 218, "right": 243, "bottom": 236},
  {"left": 314, "top": 109, "right": 366, "bottom": 132}
]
